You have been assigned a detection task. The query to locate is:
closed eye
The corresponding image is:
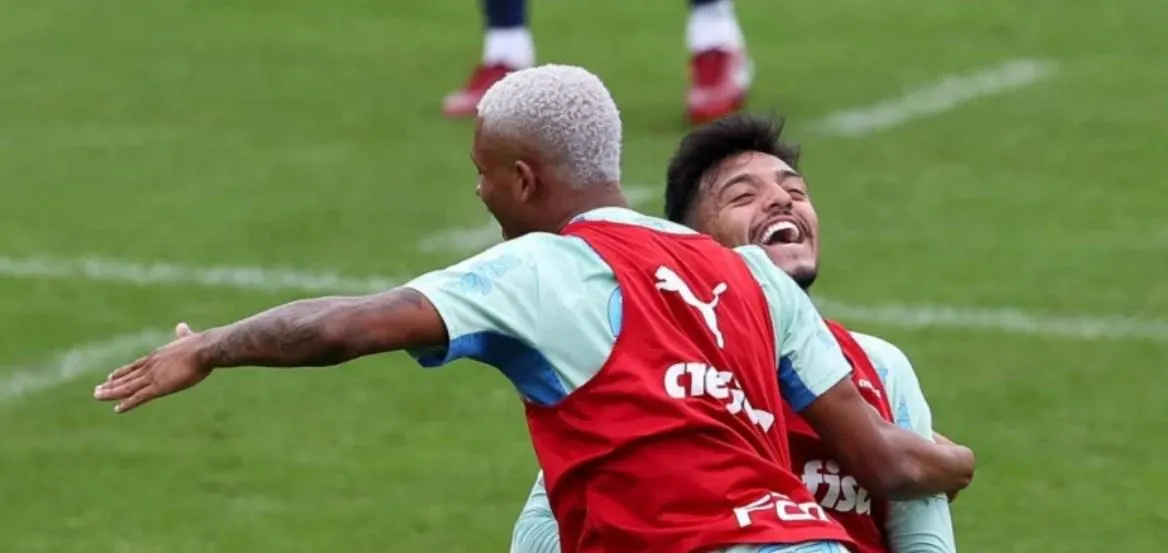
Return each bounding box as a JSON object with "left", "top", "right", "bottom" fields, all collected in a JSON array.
[{"left": 718, "top": 178, "right": 757, "bottom": 205}]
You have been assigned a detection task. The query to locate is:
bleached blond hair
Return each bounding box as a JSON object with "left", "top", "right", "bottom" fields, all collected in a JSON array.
[{"left": 477, "top": 64, "right": 622, "bottom": 187}]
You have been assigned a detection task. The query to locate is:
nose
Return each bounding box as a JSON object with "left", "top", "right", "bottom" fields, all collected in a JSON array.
[{"left": 763, "top": 185, "right": 794, "bottom": 214}]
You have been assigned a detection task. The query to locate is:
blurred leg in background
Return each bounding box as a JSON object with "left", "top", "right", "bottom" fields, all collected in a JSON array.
[
  {"left": 685, "top": 0, "right": 752, "bottom": 124},
  {"left": 442, "top": 0, "right": 533, "bottom": 117},
  {"left": 441, "top": 0, "right": 753, "bottom": 124}
]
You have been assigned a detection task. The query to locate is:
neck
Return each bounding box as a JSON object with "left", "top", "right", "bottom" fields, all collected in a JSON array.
[{"left": 550, "top": 181, "right": 629, "bottom": 231}]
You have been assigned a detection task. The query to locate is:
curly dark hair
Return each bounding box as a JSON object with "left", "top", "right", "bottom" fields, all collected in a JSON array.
[{"left": 664, "top": 113, "right": 801, "bottom": 223}]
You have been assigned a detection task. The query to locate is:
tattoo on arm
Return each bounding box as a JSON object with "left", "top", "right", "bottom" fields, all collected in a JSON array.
[{"left": 197, "top": 287, "right": 442, "bottom": 369}]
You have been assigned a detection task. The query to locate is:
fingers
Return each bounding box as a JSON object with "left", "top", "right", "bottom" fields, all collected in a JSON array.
[
  {"left": 95, "top": 326, "right": 202, "bottom": 414},
  {"left": 115, "top": 388, "right": 158, "bottom": 414},
  {"left": 94, "top": 372, "right": 150, "bottom": 402},
  {"left": 106, "top": 358, "right": 146, "bottom": 383},
  {"left": 93, "top": 367, "right": 156, "bottom": 412},
  {"left": 102, "top": 359, "right": 148, "bottom": 390},
  {"left": 95, "top": 355, "right": 151, "bottom": 402}
]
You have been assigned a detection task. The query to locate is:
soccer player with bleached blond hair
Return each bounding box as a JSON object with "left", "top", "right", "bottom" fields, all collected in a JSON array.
[
  {"left": 96, "top": 64, "right": 973, "bottom": 553},
  {"left": 511, "top": 113, "right": 963, "bottom": 553}
]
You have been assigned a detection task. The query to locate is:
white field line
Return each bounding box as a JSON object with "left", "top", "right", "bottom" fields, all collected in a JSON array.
[
  {"left": 814, "top": 58, "right": 1058, "bottom": 138},
  {"left": 814, "top": 299, "right": 1168, "bottom": 343},
  {"left": 0, "top": 254, "right": 1165, "bottom": 343},
  {"left": 421, "top": 58, "right": 1058, "bottom": 255},
  {"left": 0, "top": 58, "right": 1076, "bottom": 405},
  {"left": 621, "top": 185, "right": 661, "bottom": 206},
  {"left": 0, "top": 254, "right": 397, "bottom": 294},
  {"left": 0, "top": 329, "right": 172, "bottom": 404},
  {"left": 416, "top": 220, "right": 499, "bottom": 255},
  {"left": 418, "top": 184, "right": 660, "bottom": 254}
]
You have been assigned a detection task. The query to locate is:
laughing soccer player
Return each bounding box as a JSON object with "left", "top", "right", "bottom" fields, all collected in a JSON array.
[
  {"left": 510, "top": 114, "right": 959, "bottom": 553},
  {"left": 95, "top": 66, "right": 972, "bottom": 553}
]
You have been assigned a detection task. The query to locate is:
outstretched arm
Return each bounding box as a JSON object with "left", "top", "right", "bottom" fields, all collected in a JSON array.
[
  {"left": 196, "top": 288, "right": 445, "bottom": 369},
  {"left": 94, "top": 288, "right": 448, "bottom": 413},
  {"left": 96, "top": 238, "right": 549, "bottom": 413}
]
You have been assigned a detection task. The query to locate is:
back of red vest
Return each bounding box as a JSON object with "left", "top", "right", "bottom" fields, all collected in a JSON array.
[
  {"left": 527, "top": 221, "right": 853, "bottom": 553},
  {"left": 786, "top": 320, "right": 895, "bottom": 553}
]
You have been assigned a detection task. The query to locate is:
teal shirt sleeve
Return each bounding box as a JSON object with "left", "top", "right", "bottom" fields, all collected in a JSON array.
[
  {"left": 735, "top": 245, "right": 852, "bottom": 412},
  {"left": 401, "top": 234, "right": 571, "bottom": 405},
  {"left": 853, "top": 333, "right": 957, "bottom": 553},
  {"left": 402, "top": 235, "right": 541, "bottom": 364},
  {"left": 510, "top": 471, "right": 562, "bottom": 553}
]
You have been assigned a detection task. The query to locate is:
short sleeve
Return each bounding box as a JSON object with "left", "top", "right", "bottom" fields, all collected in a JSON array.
[
  {"left": 510, "top": 471, "right": 562, "bottom": 553},
  {"left": 853, "top": 333, "right": 957, "bottom": 553},
  {"left": 735, "top": 245, "right": 852, "bottom": 412},
  {"left": 402, "top": 235, "right": 569, "bottom": 405},
  {"left": 852, "top": 333, "right": 935, "bottom": 437}
]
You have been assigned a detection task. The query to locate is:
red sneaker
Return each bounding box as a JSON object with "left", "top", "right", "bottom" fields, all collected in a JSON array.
[
  {"left": 686, "top": 48, "right": 753, "bottom": 125},
  {"left": 442, "top": 63, "right": 516, "bottom": 118}
]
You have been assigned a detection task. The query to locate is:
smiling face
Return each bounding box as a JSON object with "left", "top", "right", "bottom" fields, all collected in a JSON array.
[{"left": 688, "top": 150, "right": 820, "bottom": 289}]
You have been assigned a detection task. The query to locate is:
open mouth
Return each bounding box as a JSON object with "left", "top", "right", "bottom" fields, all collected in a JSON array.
[{"left": 757, "top": 219, "right": 804, "bottom": 246}]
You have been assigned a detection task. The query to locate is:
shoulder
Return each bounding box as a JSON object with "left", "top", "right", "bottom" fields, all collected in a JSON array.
[
  {"left": 732, "top": 244, "right": 770, "bottom": 265},
  {"left": 733, "top": 246, "right": 816, "bottom": 333},
  {"left": 848, "top": 331, "right": 914, "bottom": 381},
  {"left": 573, "top": 207, "right": 698, "bottom": 235},
  {"left": 447, "top": 233, "right": 614, "bottom": 328},
  {"left": 510, "top": 231, "right": 613, "bottom": 268},
  {"left": 733, "top": 245, "right": 800, "bottom": 290},
  {"left": 848, "top": 330, "right": 927, "bottom": 429},
  {"left": 418, "top": 233, "right": 598, "bottom": 286},
  {"left": 468, "top": 232, "right": 584, "bottom": 265}
]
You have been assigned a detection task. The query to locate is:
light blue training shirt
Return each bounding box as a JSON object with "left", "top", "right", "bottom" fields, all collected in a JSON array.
[{"left": 402, "top": 207, "right": 949, "bottom": 553}]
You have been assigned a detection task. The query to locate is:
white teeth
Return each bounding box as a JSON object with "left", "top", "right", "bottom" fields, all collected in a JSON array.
[{"left": 763, "top": 221, "right": 800, "bottom": 244}]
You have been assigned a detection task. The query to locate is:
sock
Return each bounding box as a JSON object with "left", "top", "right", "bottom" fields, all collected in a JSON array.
[
  {"left": 686, "top": 0, "right": 745, "bottom": 54},
  {"left": 481, "top": 0, "right": 534, "bottom": 68},
  {"left": 483, "top": 27, "right": 535, "bottom": 68}
]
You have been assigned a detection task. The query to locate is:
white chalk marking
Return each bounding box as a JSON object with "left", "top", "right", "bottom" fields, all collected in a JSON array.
[
  {"left": 0, "top": 58, "right": 1083, "bottom": 407},
  {"left": 422, "top": 58, "right": 1058, "bottom": 255},
  {"left": 622, "top": 185, "right": 661, "bottom": 206},
  {"left": 815, "top": 58, "right": 1058, "bottom": 137},
  {"left": 0, "top": 254, "right": 398, "bottom": 294},
  {"left": 815, "top": 299, "right": 1168, "bottom": 343},
  {"left": 0, "top": 329, "right": 172, "bottom": 404},
  {"left": 416, "top": 220, "right": 501, "bottom": 255},
  {"left": 0, "top": 254, "right": 1164, "bottom": 343}
]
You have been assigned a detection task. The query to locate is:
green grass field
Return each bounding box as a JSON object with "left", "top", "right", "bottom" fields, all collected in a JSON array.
[{"left": 1, "top": 1, "right": 1165, "bottom": 551}]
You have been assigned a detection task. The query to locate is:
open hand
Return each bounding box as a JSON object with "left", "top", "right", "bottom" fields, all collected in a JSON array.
[{"left": 93, "top": 323, "right": 213, "bottom": 413}]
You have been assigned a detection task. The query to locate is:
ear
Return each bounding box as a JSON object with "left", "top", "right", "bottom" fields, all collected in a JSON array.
[{"left": 514, "top": 159, "right": 538, "bottom": 202}]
